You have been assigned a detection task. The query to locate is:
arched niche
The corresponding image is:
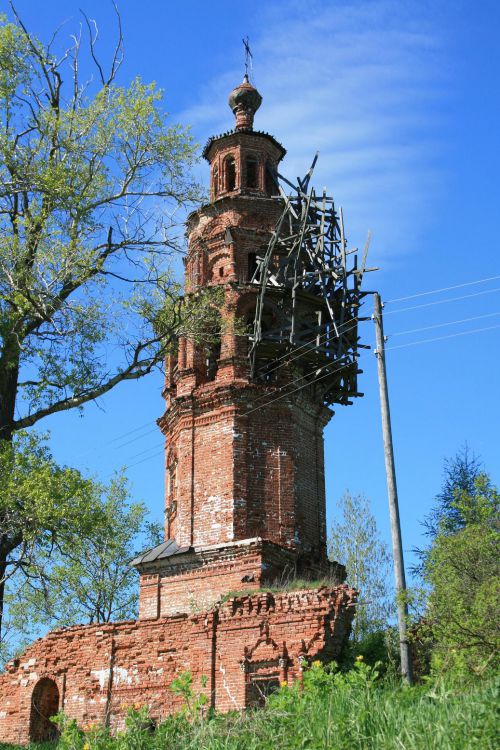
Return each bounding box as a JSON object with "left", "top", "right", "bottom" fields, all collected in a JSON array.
[
  {"left": 212, "top": 164, "right": 219, "bottom": 199},
  {"left": 245, "top": 154, "right": 259, "bottom": 189},
  {"left": 29, "top": 677, "right": 60, "bottom": 742},
  {"left": 265, "top": 160, "right": 278, "bottom": 195},
  {"left": 224, "top": 154, "right": 236, "bottom": 192}
]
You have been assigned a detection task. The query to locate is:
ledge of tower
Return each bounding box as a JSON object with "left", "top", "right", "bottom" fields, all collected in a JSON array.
[
  {"left": 185, "top": 190, "right": 284, "bottom": 228},
  {"left": 202, "top": 128, "right": 286, "bottom": 161},
  {"left": 130, "top": 538, "right": 190, "bottom": 568}
]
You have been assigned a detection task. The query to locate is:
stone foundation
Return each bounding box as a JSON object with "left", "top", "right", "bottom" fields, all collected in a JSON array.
[{"left": 0, "top": 585, "right": 355, "bottom": 745}]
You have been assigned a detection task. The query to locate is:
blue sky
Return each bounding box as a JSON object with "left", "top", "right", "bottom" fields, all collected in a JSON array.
[{"left": 5, "top": 0, "right": 499, "bottom": 577}]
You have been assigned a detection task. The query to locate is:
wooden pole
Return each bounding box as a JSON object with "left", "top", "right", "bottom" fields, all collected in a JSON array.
[{"left": 373, "top": 293, "right": 413, "bottom": 684}]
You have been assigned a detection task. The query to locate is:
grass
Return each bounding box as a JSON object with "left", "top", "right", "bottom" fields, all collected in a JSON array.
[
  {"left": 219, "top": 578, "right": 334, "bottom": 603},
  {"left": 1, "top": 663, "right": 497, "bottom": 750}
]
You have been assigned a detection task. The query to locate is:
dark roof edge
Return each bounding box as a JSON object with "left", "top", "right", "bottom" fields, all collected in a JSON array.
[{"left": 202, "top": 129, "right": 286, "bottom": 161}]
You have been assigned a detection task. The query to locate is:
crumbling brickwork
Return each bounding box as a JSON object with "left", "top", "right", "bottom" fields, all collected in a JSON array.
[
  {"left": 0, "top": 76, "right": 357, "bottom": 743},
  {"left": 0, "top": 586, "right": 355, "bottom": 745}
]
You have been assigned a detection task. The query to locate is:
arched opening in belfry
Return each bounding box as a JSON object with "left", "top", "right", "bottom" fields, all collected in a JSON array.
[
  {"left": 205, "top": 320, "right": 222, "bottom": 381},
  {"left": 245, "top": 156, "right": 258, "bottom": 189},
  {"left": 265, "top": 161, "right": 278, "bottom": 195},
  {"left": 29, "top": 678, "right": 60, "bottom": 743},
  {"left": 212, "top": 165, "right": 219, "bottom": 199},
  {"left": 247, "top": 252, "right": 258, "bottom": 281},
  {"left": 224, "top": 155, "right": 236, "bottom": 192}
]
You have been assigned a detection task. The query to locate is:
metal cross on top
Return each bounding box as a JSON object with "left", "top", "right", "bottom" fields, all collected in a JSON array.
[{"left": 242, "top": 36, "right": 253, "bottom": 77}]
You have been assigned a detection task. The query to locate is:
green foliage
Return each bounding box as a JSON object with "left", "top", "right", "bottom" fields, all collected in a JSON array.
[
  {"left": 423, "top": 475, "right": 499, "bottom": 675},
  {"left": 339, "top": 628, "right": 401, "bottom": 677},
  {"left": 329, "top": 491, "right": 394, "bottom": 641},
  {"left": 5, "top": 664, "right": 497, "bottom": 750},
  {"left": 170, "top": 671, "right": 209, "bottom": 720},
  {"left": 1, "top": 432, "right": 160, "bottom": 663},
  {"left": 415, "top": 446, "right": 486, "bottom": 573},
  {"left": 426, "top": 446, "right": 485, "bottom": 537},
  {"left": 0, "top": 9, "right": 205, "bottom": 439},
  {"left": 0, "top": 429, "right": 108, "bottom": 655},
  {"left": 0, "top": 431, "right": 101, "bottom": 560}
]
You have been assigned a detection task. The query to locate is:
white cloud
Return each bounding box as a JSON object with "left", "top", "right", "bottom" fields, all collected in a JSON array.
[{"left": 180, "top": 0, "right": 449, "bottom": 266}]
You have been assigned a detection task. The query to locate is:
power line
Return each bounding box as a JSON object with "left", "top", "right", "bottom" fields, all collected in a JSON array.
[
  {"left": 113, "top": 426, "right": 158, "bottom": 450},
  {"left": 78, "top": 279, "right": 500, "bottom": 467},
  {"left": 125, "top": 447, "right": 164, "bottom": 470},
  {"left": 384, "top": 323, "right": 500, "bottom": 351},
  {"left": 242, "top": 357, "right": 355, "bottom": 417},
  {"left": 119, "top": 320, "right": 500, "bottom": 470},
  {"left": 246, "top": 320, "right": 360, "bottom": 407},
  {"left": 386, "top": 274, "right": 500, "bottom": 304},
  {"left": 121, "top": 442, "right": 164, "bottom": 462},
  {"left": 254, "top": 315, "right": 363, "bottom": 377},
  {"left": 384, "top": 287, "right": 500, "bottom": 315},
  {"left": 391, "top": 310, "right": 500, "bottom": 337}
]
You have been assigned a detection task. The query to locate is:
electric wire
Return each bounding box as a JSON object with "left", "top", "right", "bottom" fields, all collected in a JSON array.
[
  {"left": 246, "top": 320, "right": 360, "bottom": 407},
  {"left": 253, "top": 314, "right": 360, "bottom": 377},
  {"left": 111, "top": 300, "right": 497, "bottom": 463},
  {"left": 383, "top": 287, "right": 500, "bottom": 315},
  {"left": 386, "top": 274, "right": 500, "bottom": 304},
  {"left": 113, "top": 426, "right": 158, "bottom": 449},
  {"left": 120, "top": 319, "right": 500, "bottom": 469},
  {"left": 125, "top": 447, "right": 165, "bottom": 470},
  {"left": 120, "top": 442, "right": 164, "bottom": 462},
  {"left": 383, "top": 323, "right": 500, "bottom": 352},
  {"left": 78, "top": 274, "right": 500, "bottom": 468},
  {"left": 242, "top": 357, "right": 356, "bottom": 418},
  {"left": 390, "top": 310, "right": 500, "bottom": 337}
]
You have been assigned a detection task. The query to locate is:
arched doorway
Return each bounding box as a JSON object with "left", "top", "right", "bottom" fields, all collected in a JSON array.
[{"left": 29, "top": 678, "right": 60, "bottom": 742}]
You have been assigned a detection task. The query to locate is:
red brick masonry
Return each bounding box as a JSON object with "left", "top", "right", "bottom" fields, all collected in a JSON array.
[
  {"left": 0, "top": 78, "right": 359, "bottom": 744},
  {"left": 0, "top": 586, "right": 355, "bottom": 744}
]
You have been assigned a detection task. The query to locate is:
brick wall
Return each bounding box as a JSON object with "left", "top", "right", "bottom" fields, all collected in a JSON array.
[
  {"left": 156, "top": 386, "right": 332, "bottom": 576},
  {"left": 0, "top": 586, "right": 355, "bottom": 745}
]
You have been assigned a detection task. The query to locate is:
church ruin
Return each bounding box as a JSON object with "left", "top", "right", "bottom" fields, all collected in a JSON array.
[{"left": 0, "top": 74, "right": 368, "bottom": 744}]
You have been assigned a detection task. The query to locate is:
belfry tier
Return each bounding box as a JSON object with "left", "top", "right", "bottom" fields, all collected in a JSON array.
[
  {"left": 173, "top": 80, "right": 286, "bottom": 392},
  {"left": 133, "top": 77, "right": 342, "bottom": 619}
]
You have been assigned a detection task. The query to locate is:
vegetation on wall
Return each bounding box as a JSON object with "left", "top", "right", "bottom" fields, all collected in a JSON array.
[{"left": 1, "top": 662, "right": 498, "bottom": 750}]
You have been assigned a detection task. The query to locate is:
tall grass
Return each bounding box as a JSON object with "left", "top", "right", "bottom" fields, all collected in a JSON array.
[{"left": 2, "top": 663, "right": 497, "bottom": 750}]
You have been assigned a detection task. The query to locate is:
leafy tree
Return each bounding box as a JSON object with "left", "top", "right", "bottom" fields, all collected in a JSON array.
[
  {"left": 0, "top": 7, "right": 202, "bottom": 444},
  {"left": 0, "top": 430, "right": 108, "bottom": 645},
  {"left": 328, "top": 491, "right": 393, "bottom": 642},
  {"left": 0, "top": 7, "right": 220, "bottom": 634},
  {"left": 424, "top": 445, "right": 484, "bottom": 538},
  {"left": 6, "top": 474, "right": 160, "bottom": 633},
  {"left": 423, "top": 474, "right": 499, "bottom": 674},
  {"left": 414, "top": 447, "right": 488, "bottom": 575}
]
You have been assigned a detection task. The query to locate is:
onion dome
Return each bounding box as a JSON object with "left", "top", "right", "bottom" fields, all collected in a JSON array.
[{"left": 228, "top": 74, "right": 262, "bottom": 131}]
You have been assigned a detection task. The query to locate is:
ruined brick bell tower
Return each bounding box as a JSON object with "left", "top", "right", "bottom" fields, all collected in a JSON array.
[
  {"left": 134, "top": 75, "right": 342, "bottom": 618},
  {"left": 0, "top": 75, "right": 361, "bottom": 744}
]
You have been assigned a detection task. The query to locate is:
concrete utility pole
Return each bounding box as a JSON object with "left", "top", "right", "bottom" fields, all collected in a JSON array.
[{"left": 373, "top": 293, "right": 413, "bottom": 684}]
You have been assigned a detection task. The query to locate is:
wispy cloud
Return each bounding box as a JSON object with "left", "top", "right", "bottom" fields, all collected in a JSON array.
[{"left": 180, "top": 0, "right": 449, "bottom": 265}]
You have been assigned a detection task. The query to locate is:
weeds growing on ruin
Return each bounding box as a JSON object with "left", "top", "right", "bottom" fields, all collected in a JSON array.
[{"left": 1, "top": 661, "right": 497, "bottom": 750}]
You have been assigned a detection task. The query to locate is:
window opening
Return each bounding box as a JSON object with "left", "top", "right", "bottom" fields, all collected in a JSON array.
[
  {"left": 213, "top": 165, "right": 219, "bottom": 198},
  {"left": 246, "top": 675, "right": 281, "bottom": 707},
  {"left": 246, "top": 157, "right": 258, "bottom": 188},
  {"left": 225, "top": 156, "right": 236, "bottom": 191},
  {"left": 265, "top": 161, "right": 277, "bottom": 195},
  {"left": 205, "top": 335, "right": 222, "bottom": 381},
  {"left": 248, "top": 252, "right": 258, "bottom": 281}
]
